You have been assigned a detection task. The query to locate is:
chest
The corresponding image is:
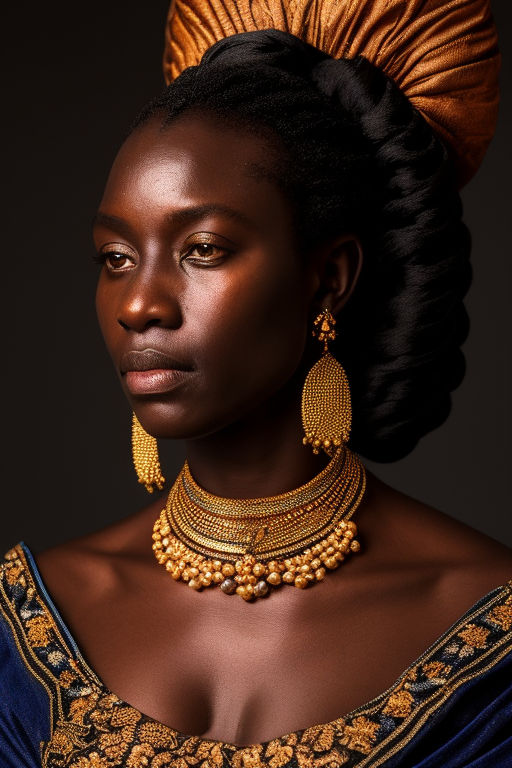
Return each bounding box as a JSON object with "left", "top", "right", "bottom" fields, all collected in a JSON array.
[{"left": 48, "top": 562, "right": 455, "bottom": 745}]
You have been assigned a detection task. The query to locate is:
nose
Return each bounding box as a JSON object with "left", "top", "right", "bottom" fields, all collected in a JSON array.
[{"left": 116, "top": 271, "right": 182, "bottom": 333}]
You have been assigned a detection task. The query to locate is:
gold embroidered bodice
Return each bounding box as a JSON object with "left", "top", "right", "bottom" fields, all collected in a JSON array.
[{"left": 1, "top": 541, "right": 511, "bottom": 768}]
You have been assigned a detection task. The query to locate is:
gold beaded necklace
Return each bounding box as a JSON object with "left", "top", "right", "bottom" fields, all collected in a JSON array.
[{"left": 152, "top": 444, "right": 366, "bottom": 601}]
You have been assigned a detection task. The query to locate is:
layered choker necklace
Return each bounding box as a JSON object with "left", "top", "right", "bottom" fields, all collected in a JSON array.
[{"left": 152, "top": 444, "right": 367, "bottom": 601}]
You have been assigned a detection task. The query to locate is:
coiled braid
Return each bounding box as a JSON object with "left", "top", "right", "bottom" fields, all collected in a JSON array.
[{"left": 131, "top": 29, "right": 472, "bottom": 462}]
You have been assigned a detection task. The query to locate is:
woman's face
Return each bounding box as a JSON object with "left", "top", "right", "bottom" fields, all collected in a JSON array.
[{"left": 94, "top": 113, "right": 322, "bottom": 439}]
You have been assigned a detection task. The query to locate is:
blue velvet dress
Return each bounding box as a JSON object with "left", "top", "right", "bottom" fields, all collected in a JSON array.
[{"left": 1, "top": 541, "right": 511, "bottom": 767}]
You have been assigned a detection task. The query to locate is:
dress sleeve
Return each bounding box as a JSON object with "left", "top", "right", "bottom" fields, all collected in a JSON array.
[{"left": 0, "top": 559, "right": 51, "bottom": 768}]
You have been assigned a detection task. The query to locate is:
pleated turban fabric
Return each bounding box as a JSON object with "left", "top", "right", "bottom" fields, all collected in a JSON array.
[{"left": 162, "top": 0, "right": 500, "bottom": 187}]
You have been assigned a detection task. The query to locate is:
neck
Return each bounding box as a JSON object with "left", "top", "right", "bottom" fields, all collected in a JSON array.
[{"left": 184, "top": 376, "right": 331, "bottom": 499}]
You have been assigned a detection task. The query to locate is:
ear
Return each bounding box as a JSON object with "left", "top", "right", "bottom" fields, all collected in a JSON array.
[{"left": 311, "top": 234, "right": 363, "bottom": 315}]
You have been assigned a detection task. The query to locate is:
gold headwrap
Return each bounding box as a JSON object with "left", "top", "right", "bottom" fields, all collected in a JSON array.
[{"left": 163, "top": 0, "right": 500, "bottom": 187}]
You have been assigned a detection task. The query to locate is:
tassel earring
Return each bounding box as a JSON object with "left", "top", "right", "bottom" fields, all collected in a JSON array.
[
  {"left": 301, "top": 308, "right": 352, "bottom": 456},
  {"left": 131, "top": 413, "right": 166, "bottom": 493}
]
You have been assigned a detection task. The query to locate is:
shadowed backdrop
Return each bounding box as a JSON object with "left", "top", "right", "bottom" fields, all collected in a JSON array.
[{"left": 1, "top": 2, "right": 510, "bottom": 552}]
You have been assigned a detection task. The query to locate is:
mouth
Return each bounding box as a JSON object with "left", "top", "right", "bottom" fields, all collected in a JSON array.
[{"left": 120, "top": 348, "right": 193, "bottom": 396}]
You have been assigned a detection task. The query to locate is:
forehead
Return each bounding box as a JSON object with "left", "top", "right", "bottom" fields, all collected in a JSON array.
[{"left": 101, "top": 113, "right": 286, "bottom": 220}]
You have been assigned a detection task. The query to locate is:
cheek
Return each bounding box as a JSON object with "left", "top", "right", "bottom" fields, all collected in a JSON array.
[
  {"left": 95, "top": 276, "right": 120, "bottom": 360},
  {"left": 95, "top": 279, "right": 108, "bottom": 340},
  {"left": 187, "top": 255, "right": 309, "bottom": 401}
]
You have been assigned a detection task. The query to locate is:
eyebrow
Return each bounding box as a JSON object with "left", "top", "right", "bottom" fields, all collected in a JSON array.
[{"left": 92, "top": 204, "right": 260, "bottom": 234}]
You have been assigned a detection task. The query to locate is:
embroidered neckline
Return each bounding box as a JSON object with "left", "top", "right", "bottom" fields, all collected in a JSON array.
[{"left": 1, "top": 540, "right": 511, "bottom": 768}]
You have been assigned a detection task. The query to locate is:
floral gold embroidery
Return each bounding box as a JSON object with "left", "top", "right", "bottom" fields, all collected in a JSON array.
[
  {"left": 69, "top": 752, "right": 110, "bottom": 768},
  {"left": 4, "top": 563, "right": 23, "bottom": 585},
  {"left": 300, "top": 722, "right": 335, "bottom": 751},
  {"left": 264, "top": 739, "right": 294, "bottom": 767},
  {"left": 458, "top": 624, "right": 490, "bottom": 649},
  {"left": 70, "top": 692, "right": 101, "bottom": 722},
  {"left": 232, "top": 745, "right": 264, "bottom": 768},
  {"left": 382, "top": 689, "right": 414, "bottom": 718},
  {"left": 59, "top": 669, "right": 77, "bottom": 688},
  {"left": 487, "top": 603, "right": 512, "bottom": 632},
  {"left": 147, "top": 751, "right": 175, "bottom": 767},
  {"left": 422, "top": 661, "right": 452, "bottom": 680},
  {"left": 339, "top": 716, "right": 380, "bottom": 754},
  {"left": 125, "top": 743, "right": 155, "bottom": 767},
  {"left": 138, "top": 721, "right": 179, "bottom": 749},
  {"left": 26, "top": 614, "right": 54, "bottom": 647},
  {"left": 48, "top": 719, "right": 92, "bottom": 761}
]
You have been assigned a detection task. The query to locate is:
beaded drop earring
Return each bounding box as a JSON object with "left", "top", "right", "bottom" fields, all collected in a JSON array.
[
  {"left": 132, "top": 413, "right": 166, "bottom": 493},
  {"left": 301, "top": 308, "right": 352, "bottom": 456}
]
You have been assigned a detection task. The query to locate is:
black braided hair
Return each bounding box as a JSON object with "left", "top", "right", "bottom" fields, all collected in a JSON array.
[{"left": 131, "top": 29, "right": 472, "bottom": 463}]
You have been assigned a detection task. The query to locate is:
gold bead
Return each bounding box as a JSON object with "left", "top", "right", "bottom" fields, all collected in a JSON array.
[
  {"left": 294, "top": 575, "right": 308, "bottom": 589},
  {"left": 283, "top": 571, "right": 295, "bottom": 584},
  {"left": 325, "top": 557, "right": 338, "bottom": 569},
  {"left": 213, "top": 571, "right": 224, "bottom": 584},
  {"left": 188, "top": 578, "right": 202, "bottom": 590},
  {"left": 254, "top": 581, "right": 269, "bottom": 598},
  {"left": 222, "top": 563, "right": 235, "bottom": 577},
  {"left": 267, "top": 571, "right": 282, "bottom": 586},
  {"left": 253, "top": 563, "right": 266, "bottom": 578},
  {"left": 350, "top": 540, "right": 361, "bottom": 553},
  {"left": 220, "top": 578, "right": 237, "bottom": 595},
  {"left": 315, "top": 567, "right": 326, "bottom": 580}
]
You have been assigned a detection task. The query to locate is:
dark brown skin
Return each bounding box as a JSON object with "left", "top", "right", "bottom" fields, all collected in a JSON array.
[{"left": 35, "top": 113, "right": 512, "bottom": 747}]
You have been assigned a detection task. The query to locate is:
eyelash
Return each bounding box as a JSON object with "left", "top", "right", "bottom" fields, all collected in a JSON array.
[{"left": 93, "top": 242, "right": 231, "bottom": 270}]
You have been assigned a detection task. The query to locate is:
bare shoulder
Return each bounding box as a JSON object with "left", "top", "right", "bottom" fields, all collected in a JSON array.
[
  {"left": 34, "top": 495, "right": 163, "bottom": 599},
  {"left": 363, "top": 470, "right": 512, "bottom": 602}
]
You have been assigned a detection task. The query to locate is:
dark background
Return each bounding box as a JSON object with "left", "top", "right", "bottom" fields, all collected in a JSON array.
[{"left": 1, "top": 3, "right": 510, "bottom": 554}]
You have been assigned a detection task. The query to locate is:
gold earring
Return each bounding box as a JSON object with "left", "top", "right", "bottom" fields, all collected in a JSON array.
[
  {"left": 301, "top": 308, "right": 352, "bottom": 456},
  {"left": 131, "top": 412, "right": 166, "bottom": 493}
]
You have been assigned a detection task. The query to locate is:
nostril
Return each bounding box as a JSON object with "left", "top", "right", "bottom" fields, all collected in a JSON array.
[{"left": 117, "top": 316, "right": 166, "bottom": 332}]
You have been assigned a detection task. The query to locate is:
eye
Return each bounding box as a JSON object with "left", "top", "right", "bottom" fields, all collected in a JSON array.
[
  {"left": 93, "top": 250, "right": 136, "bottom": 272},
  {"left": 182, "top": 241, "right": 231, "bottom": 266}
]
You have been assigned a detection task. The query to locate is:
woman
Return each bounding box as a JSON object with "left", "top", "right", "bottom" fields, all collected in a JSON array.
[{"left": 1, "top": 1, "right": 511, "bottom": 766}]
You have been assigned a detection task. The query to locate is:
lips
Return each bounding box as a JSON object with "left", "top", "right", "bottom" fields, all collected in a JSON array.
[
  {"left": 120, "top": 349, "right": 191, "bottom": 374},
  {"left": 120, "top": 348, "right": 193, "bottom": 395}
]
